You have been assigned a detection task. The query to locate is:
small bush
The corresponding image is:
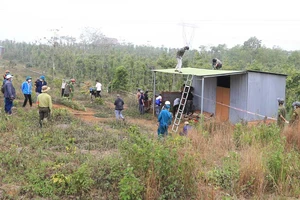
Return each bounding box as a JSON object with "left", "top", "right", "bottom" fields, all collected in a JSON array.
[
  {"left": 207, "top": 151, "right": 240, "bottom": 192},
  {"left": 119, "top": 165, "right": 143, "bottom": 200},
  {"left": 94, "top": 97, "right": 104, "bottom": 105},
  {"left": 58, "top": 98, "right": 86, "bottom": 111}
]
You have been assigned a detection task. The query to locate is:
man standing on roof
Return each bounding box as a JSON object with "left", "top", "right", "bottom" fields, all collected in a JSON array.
[
  {"left": 212, "top": 58, "right": 222, "bottom": 70},
  {"left": 277, "top": 98, "right": 286, "bottom": 129},
  {"left": 22, "top": 76, "right": 33, "bottom": 107},
  {"left": 157, "top": 101, "right": 172, "bottom": 137},
  {"left": 175, "top": 46, "right": 189, "bottom": 73},
  {"left": 3, "top": 74, "right": 15, "bottom": 115}
]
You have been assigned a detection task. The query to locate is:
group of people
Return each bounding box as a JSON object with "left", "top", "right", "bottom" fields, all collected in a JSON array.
[
  {"left": 277, "top": 98, "right": 300, "bottom": 129},
  {"left": 136, "top": 89, "right": 149, "bottom": 115},
  {"left": 61, "top": 79, "right": 76, "bottom": 99},
  {"left": 89, "top": 80, "right": 102, "bottom": 101},
  {"left": 154, "top": 87, "right": 194, "bottom": 137},
  {"left": 2, "top": 71, "right": 52, "bottom": 128},
  {"left": 174, "top": 46, "right": 222, "bottom": 72}
]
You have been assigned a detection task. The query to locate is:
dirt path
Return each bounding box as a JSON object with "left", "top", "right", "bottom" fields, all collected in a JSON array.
[{"left": 52, "top": 103, "right": 158, "bottom": 132}]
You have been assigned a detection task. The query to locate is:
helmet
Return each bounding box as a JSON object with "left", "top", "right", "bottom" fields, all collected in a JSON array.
[
  {"left": 212, "top": 58, "right": 217, "bottom": 62},
  {"left": 277, "top": 98, "right": 284, "bottom": 104},
  {"left": 70, "top": 78, "right": 76, "bottom": 83},
  {"left": 296, "top": 102, "right": 300, "bottom": 107},
  {"left": 184, "top": 46, "right": 189, "bottom": 50},
  {"left": 26, "top": 76, "right": 32, "bottom": 81},
  {"left": 40, "top": 75, "right": 45, "bottom": 80},
  {"left": 292, "top": 102, "right": 296, "bottom": 107},
  {"left": 165, "top": 101, "right": 170, "bottom": 105}
]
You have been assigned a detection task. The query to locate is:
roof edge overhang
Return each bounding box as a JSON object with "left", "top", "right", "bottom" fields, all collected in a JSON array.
[
  {"left": 152, "top": 67, "right": 246, "bottom": 78},
  {"left": 153, "top": 67, "right": 287, "bottom": 78}
]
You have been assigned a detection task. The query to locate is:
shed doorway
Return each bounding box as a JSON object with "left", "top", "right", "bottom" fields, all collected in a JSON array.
[{"left": 215, "top": 76, "right": 230, "bottom": 121}]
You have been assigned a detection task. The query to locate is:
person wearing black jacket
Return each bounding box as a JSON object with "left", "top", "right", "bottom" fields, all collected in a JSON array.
[
  {"left": 114, "top": 94, "right": 125, "bottom": 120},
  {"left": 185, "top": 87, "right": 194, "bottom": 116},
  {"left": 3, "top": 74, "right": 16, "bottom": 115}
]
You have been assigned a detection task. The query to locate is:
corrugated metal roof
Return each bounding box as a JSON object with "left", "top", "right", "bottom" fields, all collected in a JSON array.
[
  {"left": 153, "top": 67, "right": 245, "bottom": 77},
  {"left": 153, "top": 68, "right": 287, "bottom": 77}
]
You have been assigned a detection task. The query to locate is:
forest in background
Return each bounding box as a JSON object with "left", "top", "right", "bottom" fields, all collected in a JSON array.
[{"left": 1, "top": 28, "right": 300, "bottom": 112}]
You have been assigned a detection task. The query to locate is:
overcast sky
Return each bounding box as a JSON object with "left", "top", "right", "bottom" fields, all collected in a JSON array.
[{"left": 1, "top": 0, "right": 300, "bottom": 50}]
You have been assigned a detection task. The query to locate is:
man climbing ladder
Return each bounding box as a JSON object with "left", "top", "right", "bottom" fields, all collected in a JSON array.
[{"left": 175, "top": 46, "right": 189, "bottom": 73}]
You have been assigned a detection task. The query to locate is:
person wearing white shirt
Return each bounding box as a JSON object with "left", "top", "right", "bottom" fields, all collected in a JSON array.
[
  {"left": 173, "top": 97, "right": 180, "bottom": 117},
  {"left": 61, "top": 79, "right": 66, "bottom": 97},
  {"left": 95, "top": 80, "right": 102, "bottom": 98}
]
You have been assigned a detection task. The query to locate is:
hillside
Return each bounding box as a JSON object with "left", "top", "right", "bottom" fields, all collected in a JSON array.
[{"left": 1, "top": 62, "right": 300, "bottom": 199}]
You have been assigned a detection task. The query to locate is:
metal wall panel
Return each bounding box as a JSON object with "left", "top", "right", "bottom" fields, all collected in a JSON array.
[
  {"left": 192, "top": 77, "right": 217, "bottom": 114},
  {"left": 247, "top": 72, "right": 286, "bottom": 121},
  {"left": 229, "top": 74, "right": 248, "bottom": 123}
]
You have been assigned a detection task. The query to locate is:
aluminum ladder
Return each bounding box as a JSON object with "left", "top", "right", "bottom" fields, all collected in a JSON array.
[{"left": 172, "top": 74, "right": 194, "bottom": 132}]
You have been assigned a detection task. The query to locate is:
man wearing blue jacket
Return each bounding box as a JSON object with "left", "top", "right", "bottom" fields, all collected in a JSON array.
[
  {"left": 157, "top": 101, "right": 172, "bottom": 137},
  {"left": 3, "top": 74, "right": 16, "bottom": 115},
  {"left": 22, "top": 76, "right": 33, "bottom": 107}
]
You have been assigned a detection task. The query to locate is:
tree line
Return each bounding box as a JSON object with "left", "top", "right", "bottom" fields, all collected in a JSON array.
[{"left": 1, "top": 29, "right": 300, "bottom": 112}]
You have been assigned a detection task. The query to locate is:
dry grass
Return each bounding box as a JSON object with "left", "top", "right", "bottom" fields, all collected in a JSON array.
[
  {"left": 238, "top": 146, "right": 266, "bottom": 198},
  {"left": 188, "top": 121, "right": 235, "bottom": 168},
  {"left": 282, "top": 124, "right": 300, "bottom": 150}
]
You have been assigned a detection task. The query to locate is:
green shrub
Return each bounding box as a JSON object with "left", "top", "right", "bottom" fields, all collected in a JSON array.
[
  {"left": 58, "top": 98, "right": 86, "bottom": 111},
  {"left": 120, "top": 126, "right": 197, "bottom": 199},
  {"left": 207, "top": 151, "right": 240, "bottom": 192},
  {"left": 119, "top": 165, "right": 143, "bottom": 200},
  {"left": 94, "top": 97, "right": 104, "bottom": 105},
  {"left": 264, "top": 139, "right": 285, "bottom": 186}
]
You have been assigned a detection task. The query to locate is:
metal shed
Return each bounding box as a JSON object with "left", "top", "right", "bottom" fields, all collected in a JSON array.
[{"left": 153, "top": 68, "right": 287, "bottom": 124}]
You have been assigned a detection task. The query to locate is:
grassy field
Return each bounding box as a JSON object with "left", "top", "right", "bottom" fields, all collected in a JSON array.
[{"left": 1, "top": 62, "right": 300, "bottom": 199}]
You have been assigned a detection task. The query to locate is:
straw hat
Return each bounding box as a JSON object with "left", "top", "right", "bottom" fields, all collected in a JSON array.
[{"left": 42, "top": 86, "right": 50, "bottom": 93}]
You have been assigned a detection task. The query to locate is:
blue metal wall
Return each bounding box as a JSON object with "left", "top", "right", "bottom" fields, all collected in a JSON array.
[
  {"left": 192, "top": 77, "right": 217, "bottom": 114},
  {"left": 229, "top": 74, "right": 248, "bottom": 123},
  {"left": 246, "top": 72, "right": 286, "bottom": 121}
]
